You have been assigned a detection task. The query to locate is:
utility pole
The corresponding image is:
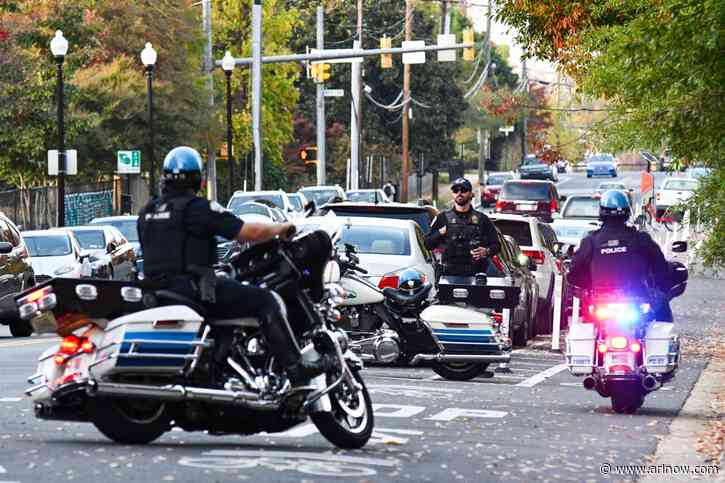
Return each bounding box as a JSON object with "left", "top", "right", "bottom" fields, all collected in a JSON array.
[
  {"left": 440, "top": 1, "right": 448, "bottom": 35},
  {"left": 202, "top": 0, "right": 217, "bottom": 201},
  {"left": 252, "top": 0, "right": 263, "bottom": 190},
  {"left": 354, "top": 0, "right": 364, "bottom": 189},
  {"left": 350, "top": 40, "right": 361, "bottom": 190},
  {"left": 401, "top": 0, "right": 413, "bottom": 202},
  {"left": 477, "top": 0, "right": 493, "bottom": 184},
  {"left": 521, "top": 57, "right": 528, "bottom": 161},
  {"left": 315, "top": 5, "right": 326, "bottom": 185}
]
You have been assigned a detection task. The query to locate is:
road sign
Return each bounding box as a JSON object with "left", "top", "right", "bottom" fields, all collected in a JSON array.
[
  {"left": 499, "top": 126, "right": 515, "bottom": 136},
  {"left": 324, "top": 89, "right": 344, "bottom": 97},
  {"left": 48, "top": 150, "right": 78, "bottom": 175},
  {"left": 402, "top": 41, "right": 426, "bottom": 64},
  {"left": 310, "top": 48, "right": 363, "bottom": 64},
  {"left": 117, "top": 150, "right": 141, "bottom": 174},
  {"left": 437, "top": 35, "right": 456, "bottom": 62}
]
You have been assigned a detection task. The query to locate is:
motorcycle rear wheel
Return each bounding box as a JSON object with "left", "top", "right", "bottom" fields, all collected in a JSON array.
[
  {"left": 431, "top": 361, "right": 489, "bottom": 381},
  {"left": 311, "top": 369, "right": 374, "bottom": 449},
  {"left": 89, "top": 398, "right": 169, "bottom": 444},
  {"left": 610, "top": 386, "right": 645, "bottom": 414}
]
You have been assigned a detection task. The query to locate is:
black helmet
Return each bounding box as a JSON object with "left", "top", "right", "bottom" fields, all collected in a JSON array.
[
  {"left": 162, "top": 146, "right": 204, "bottom": 192},
  {"left": 451, "top": 177, "right": 473, "bottom": 192},
  {"left": 397, "top": 268, "right": 425, "bottom": 295},
  {"left": 599, "top": 189, "right": 631, "bottom": 220}
]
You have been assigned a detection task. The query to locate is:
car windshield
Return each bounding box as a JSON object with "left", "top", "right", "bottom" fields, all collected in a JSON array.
[
  {"left": 25, "top": 235, "right": 72, "bottom": 257},
  {"left": 337, "top": 225, "right": 410, "bottom": 256},
  {"left": 288, "top": 196, "right": 304, "bottom": 211},
  {"left": 663, "top": 179, "right": 698, "bottom": 191},
  {"left": 554, "top": 224, "right": 593, "bottom": 241},
  {"left": 588, "top": 154, "right": 614, "bottom": 163},
  {"left": 231, "top": 203, "right": 270, "bottom": 217},
  {"left": 486, "top": 174, "right": 513, "bottom": 185},
  {"left": 492, "top": 220, "right": 533, "bottom": 246},
  {"left": 93, "top": 219, "right": 138, "bottom": 242},
  {"left": 326, "top": 206, "right": 432, "bottom": 232},
  {"left": 71, "top": 230, "right": 106, "bottom": 250},
  {"left": 598, "top": 183, "right": 625, "bottom": 191},
  {"left": 501, "top": 182, "right": 551, "bottom": 201},
  {"left": 346, "top": 191, "right": 384, "bottom": 203},
  {"left": 300, "top": 189, "right": 339, "bottom": 205},
  {"left": 228, "top": 194, "right": 284, "bottom": 211},
  {"left": 563, "top": 198, "right": 600, "bottom": 218},
  {"left": 522, "top": 158, "right": 544, "bottom": 166}
]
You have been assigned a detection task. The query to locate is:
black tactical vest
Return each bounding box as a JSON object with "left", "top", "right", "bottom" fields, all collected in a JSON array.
[
  {"left": 589, "top": 225, "right": 649, "bottom": 294},
  {"left": 442, "top": 210, "right": 482, "bottom": 269},
  {"left": 140, "top": 194, "right": 216, "bottom": 281}
]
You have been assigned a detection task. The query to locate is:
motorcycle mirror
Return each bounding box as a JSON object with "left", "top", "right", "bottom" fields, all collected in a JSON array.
[
  {"left": 303, "top": 200, "right": 317, "bottom": 217},
  {"left": 671, "top": 241, "right": 688, "bottom": 253},
  {"left": 552, "top": 241, "right": 563, "bottom": 255}
]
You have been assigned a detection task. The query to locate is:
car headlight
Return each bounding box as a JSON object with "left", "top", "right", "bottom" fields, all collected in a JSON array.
[{"left": 54, "top": 265, "right": 75, "bottom": 276}]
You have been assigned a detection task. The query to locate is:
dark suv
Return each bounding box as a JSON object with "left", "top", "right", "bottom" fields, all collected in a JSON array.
[
  {"left": 0, "top": 213, "right": 36, "bottom": 337},
  {"left": 495, "top": 180, "right": 566, "bottom": 223}
]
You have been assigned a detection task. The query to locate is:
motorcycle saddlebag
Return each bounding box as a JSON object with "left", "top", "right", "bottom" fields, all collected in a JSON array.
[
  {"left": 644, "top": 322, "right": 679, "bottom": 374},
  {"left": 437, "top": 275, "right": 521, "bottom": 310},
  {"left": 565, "top": 322, "right": 595, "bottom": 375},
  {"left": 90, "top": 305, "right": 204, "bottom": 378}
]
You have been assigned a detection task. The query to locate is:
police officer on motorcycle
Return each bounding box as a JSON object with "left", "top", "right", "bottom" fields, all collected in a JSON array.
[
  {"left": 425, "top": 177, "right": 501, "bottom": 276},
  {"left": 568, "top": 190, "right": 674, "bottom": 321},
  {"left": 138, "top": 146, "right": 329, "bottom": 385}
]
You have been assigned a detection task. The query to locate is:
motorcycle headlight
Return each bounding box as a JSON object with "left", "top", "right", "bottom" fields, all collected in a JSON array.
[{"left": 54, "top": 265, "right": 75, "bottom": 276}]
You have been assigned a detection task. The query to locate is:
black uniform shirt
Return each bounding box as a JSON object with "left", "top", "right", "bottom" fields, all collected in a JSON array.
[{"left": 425, "top": 207, "right": 501, "bottom": 256}]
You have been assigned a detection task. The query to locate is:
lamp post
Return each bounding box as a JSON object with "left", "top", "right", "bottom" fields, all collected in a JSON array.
[
  {"left": 221, "top": 51, "right": 235, "bottom": 199},
  {"left": 141, "top": 42, "right": 157, "bottom": 196},
  {"left": 50, "top": 30, "right": 68, "bottom": 227}
]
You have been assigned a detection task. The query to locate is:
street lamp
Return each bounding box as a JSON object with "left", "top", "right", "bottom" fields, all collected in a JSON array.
[
  {"left": 221, "top": 50, "right": 235, "bottom": 198},
  {"left": 50, "top": 30, "right": 68, "bottom": 227},
  {"left": 141, "top": 42, "right": 157, "bottom": 196}
]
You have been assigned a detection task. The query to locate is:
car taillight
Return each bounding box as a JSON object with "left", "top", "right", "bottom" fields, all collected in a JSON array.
[
  {"left": 59, "top": 335, "right": 81, "bottom": 355},
  {"left": 378, "top": 275, "right": 400, "bottom": 289},
  {"left": 495, "top": 200, "right": 513, "bottom": 212},
  {"left": 555, "top": 258, "right": 563, "bottom": 273},
  {"left": 522, "top": 249, "right": 545, "bottom": 265},
  {"left": 495, "top": 200, "right": 504, "bottom": 212},
  {"left": 491, "top": 312, "right": 503, "bottom": 326},
  {"left": 550, "top": 198, "right": 558, "bottom": 212}
]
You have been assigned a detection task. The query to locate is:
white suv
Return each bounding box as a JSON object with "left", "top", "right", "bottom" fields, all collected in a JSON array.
[{"left": 489, "top": 213, "right": 560, "bottom": 333}]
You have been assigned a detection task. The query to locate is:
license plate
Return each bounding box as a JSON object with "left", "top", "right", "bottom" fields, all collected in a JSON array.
[
  {"left": 516, "top": 204, "right": 536, "bottom": 211},
  {"left": 570, "top": 356, "right": 591, "bottom": 366},
  {"left": 608, "top": 352, "right": 632, "bottom": 364},
  {"left": 647, "top": 356, "right": 667, "bottom": 365}
]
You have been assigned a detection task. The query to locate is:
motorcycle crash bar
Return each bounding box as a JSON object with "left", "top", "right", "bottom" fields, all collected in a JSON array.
[
  {"left": 409, "top": 353, "right": 510, "bottom": 365},
  {"left": 86, "top": 380, "right": 280, "bottom": 411}
]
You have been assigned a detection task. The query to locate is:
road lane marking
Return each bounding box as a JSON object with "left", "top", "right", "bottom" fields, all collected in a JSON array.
[
  {"left": 374, "top": 404, "right": 426, "bottom": 418},
  {"left": 0, "top": 338, "right": 57, "bottom": 349},
  {"left": 0, "top": 398, "right": 21, "bottom": 402},
  {"left": 427, "top": 408, "right": 507, "bottom": 421},
  {"left": 516, "top": 363, "right": 568, "bottom": 387}
]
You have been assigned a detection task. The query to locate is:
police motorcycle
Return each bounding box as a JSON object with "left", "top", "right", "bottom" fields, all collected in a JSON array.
[
  {"left": 565, "top": 241, "right": 689, "bottom": 414},
  {"left": 327, "top": 242, "right": 516, "bottom": 381},
  {"left": 19, "top": 228, "right": 374, "bottom": 449}
]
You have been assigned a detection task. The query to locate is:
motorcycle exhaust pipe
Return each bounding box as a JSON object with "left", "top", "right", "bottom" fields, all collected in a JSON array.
[
  {"left": 583, "top": 376, "right": 597, "bottom": 391},
  {"left": 87, "top": 381, "right": 280, "bottom": 411},
  {"left": 642, "top": 374, "right": 661, "bottom": 391}
]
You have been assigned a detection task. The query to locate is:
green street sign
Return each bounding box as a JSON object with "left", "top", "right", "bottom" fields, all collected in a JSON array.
[{"left": 117, "top": 150, "right": 141, "bottom": 174}]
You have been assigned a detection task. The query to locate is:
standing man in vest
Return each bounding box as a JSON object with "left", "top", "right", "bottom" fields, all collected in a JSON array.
[
  {"left": 425, "top": 177, "right": 501, "bottom": 276},
  {"left": 138, "top": 146, "right": 331, "bottom": 385}
]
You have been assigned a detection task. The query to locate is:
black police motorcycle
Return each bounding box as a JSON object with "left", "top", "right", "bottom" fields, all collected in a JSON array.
[{"left": 20, "top": 230, "right": 374, "bottom": 449}]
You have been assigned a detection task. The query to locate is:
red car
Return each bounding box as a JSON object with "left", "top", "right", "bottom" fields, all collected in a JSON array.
[
  {"left": 480, "top": 172, "right": 515, "bottom": 207},
  {"left": 495, "top": 180, "right": 566, "bottom": 223}
]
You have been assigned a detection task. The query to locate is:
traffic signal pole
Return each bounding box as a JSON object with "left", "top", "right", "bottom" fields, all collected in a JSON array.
[
  {"left": 401, "top": 0, "right": 412, "bottom": 203},
  {"left": 315, "top": 5, "right": 326, "bottom": 185},
  {"left": 252, "top": 0, "right": 263, "bottom": 191},
  {"left": 350, "top": 40, "right": 361, "bottom": 191}
]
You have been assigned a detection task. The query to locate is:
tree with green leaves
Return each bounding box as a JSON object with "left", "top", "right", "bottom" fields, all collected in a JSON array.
[{"left": 497, "top": 0, "right": 725, "bottom": 267}]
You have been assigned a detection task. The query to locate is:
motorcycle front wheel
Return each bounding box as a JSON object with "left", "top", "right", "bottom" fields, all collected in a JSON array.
[
  {"left": 431, "top": 361, "right": 490, "bottom": 381},
  {"left": 89, "top": 398, "right": 170, "bottom": 444},
  {"left": 310, "top": 369, "right": 374, "bottom": 449}
]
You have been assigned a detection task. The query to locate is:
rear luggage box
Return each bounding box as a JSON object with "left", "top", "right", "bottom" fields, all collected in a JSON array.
[{"left": 437, "top": 275, "right": 521, "bottom": 310}]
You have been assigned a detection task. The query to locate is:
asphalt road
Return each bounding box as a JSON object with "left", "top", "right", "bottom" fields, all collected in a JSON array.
[{"left": 0, "top": 171, "right": 718, "bottom": 483}]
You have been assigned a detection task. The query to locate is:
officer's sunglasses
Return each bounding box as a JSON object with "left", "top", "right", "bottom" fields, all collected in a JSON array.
[{"left": 452, "top": 187, "right": 471, "bottom": 194}]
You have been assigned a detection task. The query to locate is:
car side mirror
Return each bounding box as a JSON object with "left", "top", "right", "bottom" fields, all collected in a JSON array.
[
  {"left": 559, "top": 195, "right": 568, "bottom": 202},
  {"left": 0, "top": 242, "right": 12, "bottom": 254},
  {"left": 107, "top": 242, "right": 117, "bottom": 253},
  {"left": 671, "top": 241, "right": 688, "bottom": 253}
]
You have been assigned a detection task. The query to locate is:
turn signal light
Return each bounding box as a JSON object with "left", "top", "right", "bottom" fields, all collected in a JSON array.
[
  {"left": 378, "top": 275, "right": 400, "bottom": 290},
  {"left": 630, "top": 341, "right": 642, "bottom": 353},
  {"left": 54, "top": 335, "right": 95, "bottom": 365},
  {"left": 59, "top": 335, "right": 82, "bottom": 355},
  {"left": 597, "top": 343, "right": 608, "bottom": 354}
]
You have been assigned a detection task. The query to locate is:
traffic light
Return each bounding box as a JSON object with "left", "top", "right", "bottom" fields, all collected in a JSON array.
[
  {"left": 380, "top": 36, "right": 392, "bottom": 69},
  {"left": 298, "top": 145, "right": 318, "bottom": 165},
  {"left": 463, "top": 29, "right": 475, "bottom": 61}
]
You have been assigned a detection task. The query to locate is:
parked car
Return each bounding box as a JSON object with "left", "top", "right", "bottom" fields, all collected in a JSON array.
[
  {"left": 89, "top": 215, "right": 142, "bottom": 274},
  {"left": 286, "top": 192, "right": 309, "bottom": 218},
  {"left": 586, "top": 153, "right": 618, "bottom": 178},
  {"left": 318, "top": 202, "right": 438, "bottom": 233},
  {"left": 23, "top": 229, "right": 87, "bottom": 283},
  {"left": 518, "top": 155, "right": 558, "bottom": 182},
  {"left": 345, "top": 189, "right": 390, "bottom": 204},
  {"left": 0, "top": 213, "right": 36, "bottom": 337},
  {"left": 489, "top": 214, "right": 560, "bottom": 334},
  {"left": 230, "top": 200, "right": 289, "bottom": 223},
  {"left": 595, "top": 182, "right": 634, "bottom": 207},
  {"left": 556, "top": 159, "right": 568, "bottom": 173},
  {"left": 227, "top": 190, "right": 296, "bottom": 218},
  {"left": 298, "top": 185, "right": 347, "bottom": 207},
  {"left": 685, "top": 166, "right": 711, "bottom": 180},
  {"left": 67, "top": 226, "right": 136, "bottom": 280},
  {"left": 494, "top": 233, "right": 538, "bottom": 346},
  {"left": 480, "top": 172, "right": 515, "bottom": 207},
  {"left": 551, "top": 195, "right": 602, "bottom": 248},
  {"left": 298, "top": 216, "right": 436, "bottom": 290},
  {"left": 655, "top": 177, "right": 698, "bottom": 219},
  {"left": 495, "top": 180, "right": 565, "bottom": 223}
]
